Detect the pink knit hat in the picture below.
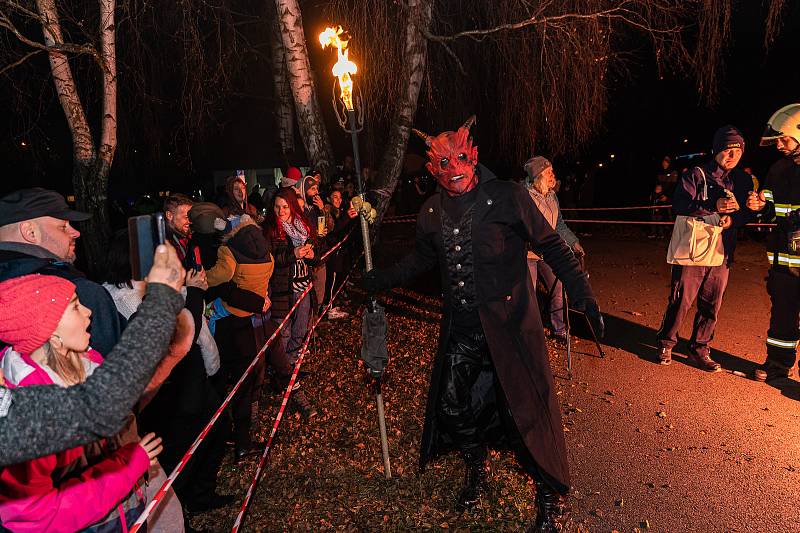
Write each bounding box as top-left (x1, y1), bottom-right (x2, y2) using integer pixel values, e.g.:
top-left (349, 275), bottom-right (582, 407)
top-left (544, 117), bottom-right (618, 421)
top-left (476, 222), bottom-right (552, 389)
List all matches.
top-left (0, 274), bottom-right (76, 355)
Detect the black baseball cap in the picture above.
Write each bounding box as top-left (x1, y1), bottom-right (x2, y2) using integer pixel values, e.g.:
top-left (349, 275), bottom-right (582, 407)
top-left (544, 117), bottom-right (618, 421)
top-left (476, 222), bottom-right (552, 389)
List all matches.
top-left (0, 188), bottom-right (91, 227)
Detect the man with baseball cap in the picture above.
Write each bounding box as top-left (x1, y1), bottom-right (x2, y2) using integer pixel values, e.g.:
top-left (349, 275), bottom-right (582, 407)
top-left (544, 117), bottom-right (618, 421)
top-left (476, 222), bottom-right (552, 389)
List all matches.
top-left (0, 188), bottom-right (123, 355)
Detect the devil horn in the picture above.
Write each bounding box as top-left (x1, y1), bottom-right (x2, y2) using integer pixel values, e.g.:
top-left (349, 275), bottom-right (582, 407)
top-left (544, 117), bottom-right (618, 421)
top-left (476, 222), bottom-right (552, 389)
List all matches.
top-left (462, 115), bottom-right (476, 130)
top-left (412, 128), bottom-right (432, 147)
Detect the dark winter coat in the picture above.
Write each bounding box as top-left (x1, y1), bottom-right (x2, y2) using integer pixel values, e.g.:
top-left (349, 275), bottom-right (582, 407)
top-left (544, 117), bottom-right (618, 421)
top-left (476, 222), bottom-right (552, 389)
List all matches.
top-left (370, 169), bottom-right (595, 491)
top-left (0, 243), bottom-right (123, 356)
top-left (671, 160), bottom-right (755, 263)
top-left (267, 227), bottom-right (318, 320)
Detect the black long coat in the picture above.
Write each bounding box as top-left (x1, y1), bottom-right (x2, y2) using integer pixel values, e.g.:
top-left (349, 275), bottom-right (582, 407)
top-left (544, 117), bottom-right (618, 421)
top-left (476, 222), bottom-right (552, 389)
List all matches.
top-left (374, 170), bottom-right (594, 491)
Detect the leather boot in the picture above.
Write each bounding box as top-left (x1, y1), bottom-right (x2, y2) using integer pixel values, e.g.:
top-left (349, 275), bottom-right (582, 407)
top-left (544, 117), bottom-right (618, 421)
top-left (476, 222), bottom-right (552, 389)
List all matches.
top-left (528, 480), bottom-right (570, 532)
top-left (455, 447), bottom-right (490, 511)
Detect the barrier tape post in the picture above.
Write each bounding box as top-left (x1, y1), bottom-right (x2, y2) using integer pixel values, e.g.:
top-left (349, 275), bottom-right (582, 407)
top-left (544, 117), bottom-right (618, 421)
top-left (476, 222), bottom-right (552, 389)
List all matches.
top-left (129, 229), bottom-right (357, 532)
top-left (230, 254), bottom-right (363, 533)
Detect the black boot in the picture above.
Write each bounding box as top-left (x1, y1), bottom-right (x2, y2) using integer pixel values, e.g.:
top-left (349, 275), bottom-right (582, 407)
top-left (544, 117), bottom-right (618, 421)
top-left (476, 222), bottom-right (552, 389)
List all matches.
top-left (529, 480), bottom-right (570, 532)
top-left (456, 447), bottom-right (490, 511)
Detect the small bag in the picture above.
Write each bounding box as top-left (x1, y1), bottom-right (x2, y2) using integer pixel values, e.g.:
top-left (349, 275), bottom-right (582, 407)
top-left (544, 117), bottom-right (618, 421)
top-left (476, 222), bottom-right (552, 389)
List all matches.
top-left (666, 168), bottom-right (725, 267)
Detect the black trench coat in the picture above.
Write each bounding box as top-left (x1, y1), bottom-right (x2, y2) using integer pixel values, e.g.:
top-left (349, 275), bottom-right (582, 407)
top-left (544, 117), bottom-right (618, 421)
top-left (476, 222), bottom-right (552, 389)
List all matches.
top-left (373, 169), bottom-right (594, 491)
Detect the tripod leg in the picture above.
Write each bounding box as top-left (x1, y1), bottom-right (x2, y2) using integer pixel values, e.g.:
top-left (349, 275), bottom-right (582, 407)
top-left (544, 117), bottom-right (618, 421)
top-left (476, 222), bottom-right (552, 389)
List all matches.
top-left (564, 287), bottom-right (572, 378)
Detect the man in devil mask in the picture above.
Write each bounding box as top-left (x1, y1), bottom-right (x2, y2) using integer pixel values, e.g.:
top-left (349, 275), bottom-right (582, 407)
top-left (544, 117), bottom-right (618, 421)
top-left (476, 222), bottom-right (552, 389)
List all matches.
top-left (362, 117), bottom-right (603, 531)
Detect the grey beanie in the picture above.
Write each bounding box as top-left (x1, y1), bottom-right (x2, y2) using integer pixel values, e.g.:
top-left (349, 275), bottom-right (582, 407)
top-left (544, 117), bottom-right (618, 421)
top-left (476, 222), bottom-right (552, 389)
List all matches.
top-left (524, 156), bottom-right (552, 179)
top-left (189, 202), bottom-right (225, 235)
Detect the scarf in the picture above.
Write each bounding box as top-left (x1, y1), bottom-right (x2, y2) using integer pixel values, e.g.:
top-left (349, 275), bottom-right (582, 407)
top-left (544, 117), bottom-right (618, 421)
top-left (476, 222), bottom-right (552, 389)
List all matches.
top-left (281, 217), bottom-right (309, 247)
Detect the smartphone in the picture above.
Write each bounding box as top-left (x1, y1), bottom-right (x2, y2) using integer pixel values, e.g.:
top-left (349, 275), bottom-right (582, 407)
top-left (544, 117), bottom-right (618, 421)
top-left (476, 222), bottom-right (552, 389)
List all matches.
top-left (128, 213), bottom-right (166, 281)
top-left (317, 215), bottom-right (326, 234)
top-left (190, 246), bottom-right (203, 273)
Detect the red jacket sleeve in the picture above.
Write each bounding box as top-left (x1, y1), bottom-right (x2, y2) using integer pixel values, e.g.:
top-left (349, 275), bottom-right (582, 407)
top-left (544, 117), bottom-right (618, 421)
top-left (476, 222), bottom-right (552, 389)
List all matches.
top-left (0, 443), bottom-right (149, 532)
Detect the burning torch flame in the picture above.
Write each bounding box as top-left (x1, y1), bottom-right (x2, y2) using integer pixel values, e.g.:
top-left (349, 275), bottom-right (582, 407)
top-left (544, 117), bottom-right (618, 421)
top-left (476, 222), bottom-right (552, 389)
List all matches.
top-left (319, 26), bottom-right (357, 111)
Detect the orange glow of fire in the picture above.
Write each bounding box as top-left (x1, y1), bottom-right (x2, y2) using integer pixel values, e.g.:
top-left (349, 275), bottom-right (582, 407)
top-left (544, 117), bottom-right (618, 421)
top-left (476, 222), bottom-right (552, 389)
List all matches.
top-left (319, 26), bottom-right (357, 111)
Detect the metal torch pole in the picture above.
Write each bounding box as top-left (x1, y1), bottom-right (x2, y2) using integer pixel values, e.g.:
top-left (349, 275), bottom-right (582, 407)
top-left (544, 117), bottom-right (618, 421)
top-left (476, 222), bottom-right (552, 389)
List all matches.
top-left (347, 107), bottom-right (391, 479)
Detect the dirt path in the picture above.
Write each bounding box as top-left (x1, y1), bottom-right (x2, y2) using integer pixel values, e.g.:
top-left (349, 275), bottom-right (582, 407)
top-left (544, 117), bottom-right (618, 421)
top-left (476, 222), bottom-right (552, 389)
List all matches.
top-left (562, 232), bottom-right (800, 532)
top-left (194, 229), bottom-right (800, 532)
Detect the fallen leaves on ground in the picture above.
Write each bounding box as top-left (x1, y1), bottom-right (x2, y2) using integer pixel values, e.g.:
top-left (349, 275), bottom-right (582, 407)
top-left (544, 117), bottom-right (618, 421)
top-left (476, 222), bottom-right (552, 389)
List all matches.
top-left (190, 285), bottom-right (574, 532)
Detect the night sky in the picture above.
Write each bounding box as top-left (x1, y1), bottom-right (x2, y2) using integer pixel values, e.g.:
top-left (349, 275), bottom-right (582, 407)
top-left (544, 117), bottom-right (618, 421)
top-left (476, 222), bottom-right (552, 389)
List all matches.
top-left (2, 2), bottom-right (798, 204)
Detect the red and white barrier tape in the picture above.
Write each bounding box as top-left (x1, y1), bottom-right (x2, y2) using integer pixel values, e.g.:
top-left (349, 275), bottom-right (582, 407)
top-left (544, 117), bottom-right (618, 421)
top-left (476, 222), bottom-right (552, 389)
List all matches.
top-left (319, 226), bottom-right (356, 263)
top-left (384, 215), bottom-right (776, 228)
top-left (128, 282), bottom-right (314, 533)
top-left (564, 219), bottom-right (776, 227)
top-left (560, 204), bottom-right (673, 211)
top-left (130, 230), bottom-right (356, 531)
top-left (230, 254), bottom-right (363, 533)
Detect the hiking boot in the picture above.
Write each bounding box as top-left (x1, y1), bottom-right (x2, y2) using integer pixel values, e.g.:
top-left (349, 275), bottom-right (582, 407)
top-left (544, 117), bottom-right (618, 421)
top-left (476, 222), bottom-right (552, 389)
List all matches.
top-left (550, 331), bottom-right (568, 345)
top-left (528, 480), bottom-right (570, 532)
top-left (754, 362), bottom-right (794, 383)
top-left (688, 351), bottom-right (721, 372)
top-left (290, 390), bottom-right (318, 419)
top-left (658, 347), bottom-right (672, 366)
top-left (456, 447), bottom-right (490, 511)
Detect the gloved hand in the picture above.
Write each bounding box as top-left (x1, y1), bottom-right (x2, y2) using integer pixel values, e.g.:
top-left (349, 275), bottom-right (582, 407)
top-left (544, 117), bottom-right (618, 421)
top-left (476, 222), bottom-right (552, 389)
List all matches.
top-left (571, 241), bottom-right (585, 257)
top-left (572, 298), bottom-right (605, 339)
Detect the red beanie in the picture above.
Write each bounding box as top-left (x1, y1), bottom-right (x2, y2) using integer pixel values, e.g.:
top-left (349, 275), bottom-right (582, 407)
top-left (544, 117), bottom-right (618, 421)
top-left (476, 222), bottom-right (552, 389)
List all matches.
top-left (0, 274), bottom-right (76, 355)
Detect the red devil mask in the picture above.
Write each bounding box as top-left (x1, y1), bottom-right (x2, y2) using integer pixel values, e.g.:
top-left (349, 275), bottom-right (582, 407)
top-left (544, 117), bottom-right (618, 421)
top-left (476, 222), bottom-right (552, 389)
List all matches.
top-left (414, 116), bottom-right (479, 196)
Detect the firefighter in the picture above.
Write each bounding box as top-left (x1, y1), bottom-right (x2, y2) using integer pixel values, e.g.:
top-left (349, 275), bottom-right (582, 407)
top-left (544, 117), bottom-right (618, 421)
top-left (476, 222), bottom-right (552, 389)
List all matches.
top-left (747, 104), bottom-right (800, 382)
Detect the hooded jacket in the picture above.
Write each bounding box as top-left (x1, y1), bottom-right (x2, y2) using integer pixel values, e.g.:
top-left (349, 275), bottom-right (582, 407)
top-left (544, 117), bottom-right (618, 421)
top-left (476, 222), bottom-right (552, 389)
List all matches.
top-left (222, 176), bottom-right (262, 222)
top-left (206, 216), bottom-right (273, 317)
top-left (0, 347), bottom-right (149, 533)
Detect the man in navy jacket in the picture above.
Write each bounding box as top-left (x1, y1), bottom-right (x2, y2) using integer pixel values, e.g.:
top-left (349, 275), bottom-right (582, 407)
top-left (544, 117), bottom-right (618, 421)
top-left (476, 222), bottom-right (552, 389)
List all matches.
top-left (656, 126), bottom-right (756, 370)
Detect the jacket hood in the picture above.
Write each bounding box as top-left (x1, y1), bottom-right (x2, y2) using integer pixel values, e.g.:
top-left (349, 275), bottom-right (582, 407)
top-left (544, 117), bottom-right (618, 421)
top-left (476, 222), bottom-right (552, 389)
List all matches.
top-left (223, 217), bottom-right (270, 263)
top-left (224, 175), bottom-right (249, 212)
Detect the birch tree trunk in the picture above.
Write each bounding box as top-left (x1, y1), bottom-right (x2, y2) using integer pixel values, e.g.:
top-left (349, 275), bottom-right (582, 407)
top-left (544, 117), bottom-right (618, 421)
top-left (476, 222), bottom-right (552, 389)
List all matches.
top-left (275, 0), bottom-right (334, 181)
top-left (270, 9), bottom-right (295, 159)
top-left (374, 0), bottom-right (432, 219)
top-left (34, 0), bottom-right (116, 274)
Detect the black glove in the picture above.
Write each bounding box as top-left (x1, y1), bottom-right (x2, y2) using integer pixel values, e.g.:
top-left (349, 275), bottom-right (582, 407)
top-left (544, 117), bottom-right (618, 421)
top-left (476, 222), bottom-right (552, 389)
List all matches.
top-left (572, 298), bottom-right (605, 339)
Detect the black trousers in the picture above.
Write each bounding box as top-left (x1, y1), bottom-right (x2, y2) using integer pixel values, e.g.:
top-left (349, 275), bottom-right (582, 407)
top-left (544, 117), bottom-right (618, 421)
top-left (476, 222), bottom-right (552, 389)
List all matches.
top-left (657, 263), bottom-right (730, 355)
top-left (437, 327), bottom-right (556, 489)
top-left (154, 413), bottom-right (228, 509)
top-left (214, 314), bottom-right (265, 446)
top-left (763, 267), bottom-right (800, 370)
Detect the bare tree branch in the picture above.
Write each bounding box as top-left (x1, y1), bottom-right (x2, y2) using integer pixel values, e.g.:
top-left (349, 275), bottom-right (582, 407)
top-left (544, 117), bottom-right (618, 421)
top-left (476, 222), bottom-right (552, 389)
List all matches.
top-left (0, 48), bottom-right (42, 75)
top-left (425, 5), bottom-right (682, 43)
top-left (0, 9), bottom-right (101, 66)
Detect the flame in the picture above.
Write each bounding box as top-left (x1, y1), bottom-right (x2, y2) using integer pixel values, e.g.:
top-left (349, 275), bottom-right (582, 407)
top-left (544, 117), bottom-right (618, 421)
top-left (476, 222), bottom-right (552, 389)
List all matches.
top-left (319, 26), bottom-right (357, 111)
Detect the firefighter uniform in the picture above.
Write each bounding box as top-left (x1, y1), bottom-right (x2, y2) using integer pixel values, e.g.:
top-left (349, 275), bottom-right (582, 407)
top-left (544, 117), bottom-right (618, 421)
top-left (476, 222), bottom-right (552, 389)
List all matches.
top-left (756, 103), bottom-right (800, 380)
top-left (759, 157), bottom-right (800, 375)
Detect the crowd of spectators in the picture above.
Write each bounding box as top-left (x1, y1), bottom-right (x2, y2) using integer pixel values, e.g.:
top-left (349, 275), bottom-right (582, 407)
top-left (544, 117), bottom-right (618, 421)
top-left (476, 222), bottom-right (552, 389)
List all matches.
top-left (0, 160), bottom-right (361, 532)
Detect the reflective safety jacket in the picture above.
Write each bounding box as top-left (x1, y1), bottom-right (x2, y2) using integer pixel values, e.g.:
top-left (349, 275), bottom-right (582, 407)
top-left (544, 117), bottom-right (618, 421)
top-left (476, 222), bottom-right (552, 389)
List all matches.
top-left (761, 157), bottom-right (800, 268)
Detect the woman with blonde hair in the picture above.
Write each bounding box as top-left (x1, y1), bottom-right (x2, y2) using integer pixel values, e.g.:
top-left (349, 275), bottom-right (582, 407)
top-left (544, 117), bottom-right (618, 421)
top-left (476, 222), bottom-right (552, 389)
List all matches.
top-left (0, 274), bottom-right (162, 532)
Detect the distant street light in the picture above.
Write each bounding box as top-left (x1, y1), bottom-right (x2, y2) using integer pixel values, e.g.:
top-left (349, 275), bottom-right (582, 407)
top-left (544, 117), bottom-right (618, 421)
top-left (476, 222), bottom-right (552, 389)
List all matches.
top-left (683, 138), bottom-right (688, 143)
top-left (609, 153), bottom-right (615, 159)
top-left (598, 162), bottom-right (604, 168)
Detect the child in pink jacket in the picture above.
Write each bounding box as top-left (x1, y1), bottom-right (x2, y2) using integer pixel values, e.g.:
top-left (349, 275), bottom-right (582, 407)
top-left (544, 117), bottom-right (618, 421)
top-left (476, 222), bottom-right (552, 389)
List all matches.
top-left (0, 274), bottom-right (162, 532)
